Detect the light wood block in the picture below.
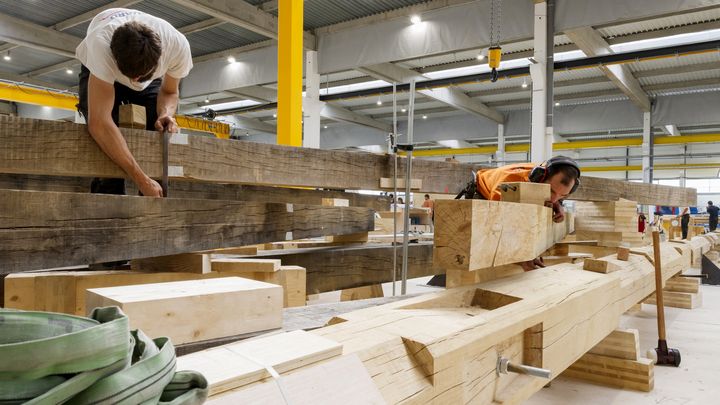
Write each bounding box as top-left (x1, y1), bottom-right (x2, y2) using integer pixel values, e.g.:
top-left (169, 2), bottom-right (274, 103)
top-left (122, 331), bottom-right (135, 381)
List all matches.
top-left (326, 232), bottom-right (369, 243)
top-left (588, 329), bottom-right (640, 361)
top-left (644, 289), bottom-right (702, 309)
top-left (86, 277), bottom-right (283, 344)
top-left (340, 284), bottom-right (384, 301)
top-left (564, 354), bottom-right (654, 392)
top-left (498, 182), bottom-right (550, 206)
top-left (203, 246), bottom-right (259, 255)
top-left (238, 266), bottom-right (307, 308)
top-left (434, 199), bottom-right (570, 272)
top-left (617, 246), bottom-right (630, 261)
top-left (380, 177), bottom-right (422, 190)
top-left (131, 253), bottom-right (211, 274)
top-left (583, 258), bottom-right (621, 274)
top-left (206, 355), bottom-right (384, 404)
top-left (176, 330), bottom-right (342, 396)
top-left (321, 198), bottom-right (349, 207)
top-left (212, 258), bottom-right (281, 273)
top-left (118, 104), bottom-right (146, 129)
top-left (665, 275), bottom-right (700, 293)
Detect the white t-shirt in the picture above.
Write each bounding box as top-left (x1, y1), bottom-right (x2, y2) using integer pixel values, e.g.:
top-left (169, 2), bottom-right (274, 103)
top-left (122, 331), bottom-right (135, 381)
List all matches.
top-left (76, 8), bottom-right (193, 91)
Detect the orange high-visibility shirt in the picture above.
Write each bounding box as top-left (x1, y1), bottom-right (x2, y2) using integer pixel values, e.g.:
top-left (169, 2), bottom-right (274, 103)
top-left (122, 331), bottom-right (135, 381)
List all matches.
top-left (475, 163), bottom-right (536, 201)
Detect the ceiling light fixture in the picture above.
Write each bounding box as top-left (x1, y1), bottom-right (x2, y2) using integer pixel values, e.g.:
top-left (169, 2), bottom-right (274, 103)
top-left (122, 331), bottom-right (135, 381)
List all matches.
top-left (555, 102), bottom-right (560, 106)
top-left (476, 54), bottom-right (485, 61)
top-left (376, 99), bottom-right (383, 106)
top-left (3, 52), bottom-right (10, 61)
top-left (273, 113), bottom-right (277, 118)
top-left (66, 68), bottom-right (73, 74)
top-left (323, 125), bottom-right (328, 129)
top-left (422, 115), bottom-right (428, 119)
top-left (204, 96), bottom-right (210, 103)
top-left (521, 78), bottom-right (528, 88)
top-left (227, 56), bottom-right (236, 64)
top-left (410, 15), bottom-right (422, 25)
top-left (401, 107), bottom-right (407, 113)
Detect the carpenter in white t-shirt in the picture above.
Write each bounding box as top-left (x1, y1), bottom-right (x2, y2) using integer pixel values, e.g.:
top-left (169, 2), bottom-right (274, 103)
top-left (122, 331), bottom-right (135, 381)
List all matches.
top-left (76, 8), bottom-right (193, 90)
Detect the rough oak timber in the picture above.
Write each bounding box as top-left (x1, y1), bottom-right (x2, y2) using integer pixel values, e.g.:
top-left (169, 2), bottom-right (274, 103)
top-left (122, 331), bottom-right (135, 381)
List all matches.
top-left (0, 189), bottom-right (374, 273)
top-left (0, 116), bottom-right (697, 204)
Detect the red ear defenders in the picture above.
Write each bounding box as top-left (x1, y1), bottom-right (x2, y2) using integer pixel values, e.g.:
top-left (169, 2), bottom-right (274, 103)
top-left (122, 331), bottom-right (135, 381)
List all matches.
top-left (528, 156), bottom-right (581, 194)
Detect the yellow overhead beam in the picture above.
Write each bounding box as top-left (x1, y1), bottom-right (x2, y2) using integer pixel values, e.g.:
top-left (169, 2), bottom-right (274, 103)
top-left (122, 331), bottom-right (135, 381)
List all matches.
top-left (276, 0), bottom-right (303, 147)
top-left (174, 115), bottom-right (230, 139)
top-left (404, 133), bottom-right (720, 157)
top-left (0, 82), bottom-right (77, 111)
top-left (582, 163), bottom-right (720, 172)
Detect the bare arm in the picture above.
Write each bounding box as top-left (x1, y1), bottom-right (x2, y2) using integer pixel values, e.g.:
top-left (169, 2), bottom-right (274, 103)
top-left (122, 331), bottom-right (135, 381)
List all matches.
top-left (155, 74), bottom-right (181, 133)
top-left (87, 74), bottom-right (163, 197)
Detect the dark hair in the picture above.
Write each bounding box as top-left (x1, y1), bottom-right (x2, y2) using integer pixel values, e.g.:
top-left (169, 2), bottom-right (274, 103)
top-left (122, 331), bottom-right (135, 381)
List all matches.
top-left (110, 21), bottom-right (161, 80)
top-left (424, 194), bottom-right (430, 198)
top-left (709, 201), bottom-right (714, 205)
top-left (547, 163), bottom-right (580, 187)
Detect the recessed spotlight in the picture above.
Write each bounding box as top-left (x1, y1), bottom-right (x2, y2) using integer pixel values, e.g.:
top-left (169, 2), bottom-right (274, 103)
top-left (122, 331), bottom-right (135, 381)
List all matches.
top-left (376, 99), bottom-right (383, 106)
top-left (227, 56), bottom-right (236, 63)
top-left (65, 68), bottom-right (73, 74)
top-left (422, 115), bottom-right (428, 119)
top-left (410, 15), bottom-right (422, 25)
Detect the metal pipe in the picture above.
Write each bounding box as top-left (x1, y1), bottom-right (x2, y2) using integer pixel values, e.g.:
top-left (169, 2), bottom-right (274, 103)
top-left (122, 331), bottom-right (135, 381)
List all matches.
top-left (401, 79), bottom-right (416, 295)
top-left (497, 357), bottom-right (552, 379)
top-left (392, 82), bottom-right (398, 297)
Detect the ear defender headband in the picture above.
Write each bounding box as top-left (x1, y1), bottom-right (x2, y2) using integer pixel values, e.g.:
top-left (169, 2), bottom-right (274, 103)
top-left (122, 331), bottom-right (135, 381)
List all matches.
top-left (528, 156), bottom-right (581, 194)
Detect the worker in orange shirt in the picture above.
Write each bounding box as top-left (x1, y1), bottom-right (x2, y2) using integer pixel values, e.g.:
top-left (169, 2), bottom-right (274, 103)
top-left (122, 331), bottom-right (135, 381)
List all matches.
top-left (457, 155), bottom-right (582, 270)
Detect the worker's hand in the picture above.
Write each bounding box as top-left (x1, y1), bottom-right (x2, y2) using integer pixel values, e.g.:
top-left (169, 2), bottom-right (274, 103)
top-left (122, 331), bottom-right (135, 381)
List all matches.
top-left (552, 201), bottom-right (565, 223)
top-left (155, 115), bottom-right (179, 133)
top-left (137, 176), bottom-right (164, 197)
top-left (520, 257), bottom-right (546, 271)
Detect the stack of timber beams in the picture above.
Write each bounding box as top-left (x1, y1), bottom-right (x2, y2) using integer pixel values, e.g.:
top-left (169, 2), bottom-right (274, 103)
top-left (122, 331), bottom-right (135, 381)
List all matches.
top-left (575, 199), bottom-right (645, 247)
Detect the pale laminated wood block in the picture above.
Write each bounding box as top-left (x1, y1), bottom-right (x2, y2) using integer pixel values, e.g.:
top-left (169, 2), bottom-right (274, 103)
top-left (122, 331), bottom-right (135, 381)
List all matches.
top-left (498, 182), bottom-right (550, 206)
top-left (583, 258), bottom-right (621, 274)
top-left (176, 330), bottom-right (342, 395)
top-left (3, 273), bottom-right (37, 310)
top-left (131, 253), bottom-right (211, 274)
top-left (665, 275), bottom-right (700, 293)
top-left (644, 289), bottom-right (702, 309)
top-left (321, 198), bottom-right (349, 207)
top-left (379, 177), bottom-right (422, 189)
top-left (118, 104), bottom-right (146, 129)
top-left (588, 329), bottom-right (640, 360)
top-left (445, 265), bottom-right (523, 288)
top-left (212, 258), bottom-right (281, 273)
top-left (86, 277), bottom-right (283, 344)
top-left (564, 354), bottom-right (653, 392)
top-left (203, 246), bottom-right (259, 255)
top-left (340, 284), bottom-right (383, 301)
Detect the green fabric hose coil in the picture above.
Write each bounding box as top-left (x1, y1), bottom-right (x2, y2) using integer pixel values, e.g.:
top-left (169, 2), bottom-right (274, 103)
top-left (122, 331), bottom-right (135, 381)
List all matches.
top-left (0, 307), bottom-right (207, 405)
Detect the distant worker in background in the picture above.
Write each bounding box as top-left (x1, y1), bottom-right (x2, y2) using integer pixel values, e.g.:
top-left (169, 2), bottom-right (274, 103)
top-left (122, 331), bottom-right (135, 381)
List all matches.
top-left (638, 211), bottom-right (647, 234)
top-left (707, 201), bottom-right (719, 231)
top-left (76, 8), bottom-right (193, 197)
top-left (422, 194), bottom-right (435, 222)
top-left (679, 205), bottom-right (691, 239)
top-left (456, 156), bottom-right (581, 271)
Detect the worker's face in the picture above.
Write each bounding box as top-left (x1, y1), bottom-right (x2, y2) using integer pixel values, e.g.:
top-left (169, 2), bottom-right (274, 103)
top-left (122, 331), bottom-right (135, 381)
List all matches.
top-left (545, 173), bottom-right (575, 204)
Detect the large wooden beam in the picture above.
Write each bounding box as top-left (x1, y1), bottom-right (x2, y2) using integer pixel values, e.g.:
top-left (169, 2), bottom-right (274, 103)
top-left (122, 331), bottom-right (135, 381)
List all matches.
top-left (0, 117), bottom-right (696, 205)
top-left (0, 189), bottom-right (374, 273)
top-left (0, 174), bottom-right (391, 211)
top-left (185, 243), bottom-right (689, 403)
top-left (257, 243), bottom-right (437, 294)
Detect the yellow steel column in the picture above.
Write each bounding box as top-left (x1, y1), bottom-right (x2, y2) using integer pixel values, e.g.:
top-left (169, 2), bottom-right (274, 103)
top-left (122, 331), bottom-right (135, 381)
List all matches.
top-left (277, 0), bottom-right (303, 146)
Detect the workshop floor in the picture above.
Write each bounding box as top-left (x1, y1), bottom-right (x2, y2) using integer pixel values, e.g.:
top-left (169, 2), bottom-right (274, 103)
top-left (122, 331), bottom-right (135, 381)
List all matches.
top-left (526, 284), bottom-right (720, 405)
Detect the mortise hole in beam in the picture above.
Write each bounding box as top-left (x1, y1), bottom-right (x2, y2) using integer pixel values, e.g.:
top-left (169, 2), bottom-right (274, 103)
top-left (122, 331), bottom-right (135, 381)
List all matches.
top-left (399, 288), bottom-right (522, 316)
